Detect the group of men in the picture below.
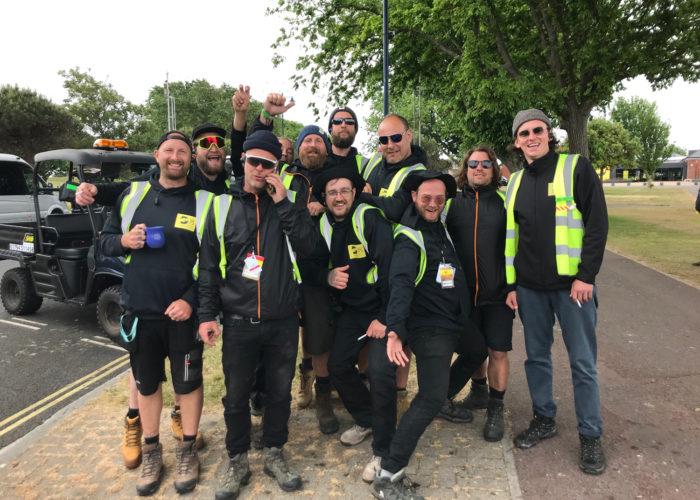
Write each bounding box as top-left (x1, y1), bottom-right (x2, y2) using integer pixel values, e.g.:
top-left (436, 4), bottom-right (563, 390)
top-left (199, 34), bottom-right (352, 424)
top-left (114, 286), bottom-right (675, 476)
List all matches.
top-left (76, 87), bottom-right (608, 499)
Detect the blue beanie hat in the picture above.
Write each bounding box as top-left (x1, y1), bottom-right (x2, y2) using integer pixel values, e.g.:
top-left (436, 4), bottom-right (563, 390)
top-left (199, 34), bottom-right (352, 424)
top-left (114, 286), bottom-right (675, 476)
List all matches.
top-left (243, 130), bottom-right (282, 160)
top-left (296, 125), bottom-right (331, 153)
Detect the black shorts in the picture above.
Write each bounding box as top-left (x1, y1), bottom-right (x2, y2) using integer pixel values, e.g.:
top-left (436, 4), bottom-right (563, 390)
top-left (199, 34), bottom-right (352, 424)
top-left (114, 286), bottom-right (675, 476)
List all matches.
top-left (299, 284), bottom-right (334, 356)
top-left (470, 304), bottom-right (514, 352)
top-left (129, 317), bottom-right (203, 396)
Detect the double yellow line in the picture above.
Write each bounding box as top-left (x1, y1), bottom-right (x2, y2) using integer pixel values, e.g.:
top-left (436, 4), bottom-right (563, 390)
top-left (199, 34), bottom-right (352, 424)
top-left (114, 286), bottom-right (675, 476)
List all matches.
top-left (0, 354), bottom-right (130, 438)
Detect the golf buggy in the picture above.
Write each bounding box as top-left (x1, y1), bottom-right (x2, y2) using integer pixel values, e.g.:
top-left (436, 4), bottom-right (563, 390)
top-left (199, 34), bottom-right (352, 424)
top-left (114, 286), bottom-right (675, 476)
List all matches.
top-left (0, 141), bottom-right (155, 339)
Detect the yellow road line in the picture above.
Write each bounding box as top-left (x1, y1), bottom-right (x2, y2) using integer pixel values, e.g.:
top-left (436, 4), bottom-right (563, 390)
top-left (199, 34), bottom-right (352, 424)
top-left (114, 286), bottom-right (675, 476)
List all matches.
top-left (0, 355), bottom-right (129, 434)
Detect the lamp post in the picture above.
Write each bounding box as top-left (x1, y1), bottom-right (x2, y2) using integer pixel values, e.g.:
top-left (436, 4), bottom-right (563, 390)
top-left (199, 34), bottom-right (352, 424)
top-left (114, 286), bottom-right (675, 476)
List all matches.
top-left (382, 0), bottom-right (389, 116)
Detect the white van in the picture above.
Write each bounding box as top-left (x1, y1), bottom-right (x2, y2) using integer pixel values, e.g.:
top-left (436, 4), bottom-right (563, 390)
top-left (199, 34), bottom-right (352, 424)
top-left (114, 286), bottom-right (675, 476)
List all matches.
top-left (0, 153), bottom-right (68, 223)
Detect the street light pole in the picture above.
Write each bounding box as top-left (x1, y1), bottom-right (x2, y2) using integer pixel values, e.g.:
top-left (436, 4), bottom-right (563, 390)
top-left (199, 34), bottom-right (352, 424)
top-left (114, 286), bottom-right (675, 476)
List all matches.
top-left (382, 0), bottom-right (389, 116)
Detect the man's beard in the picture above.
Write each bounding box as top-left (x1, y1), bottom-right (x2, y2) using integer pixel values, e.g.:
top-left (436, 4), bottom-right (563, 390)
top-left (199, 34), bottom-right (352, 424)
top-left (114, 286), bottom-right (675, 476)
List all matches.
top-left (196, 156), bottom-right (223, 177)
top-left (300, 149), bottom-right (327, 170)
top-left (331, 131), bottom-right (356, 149)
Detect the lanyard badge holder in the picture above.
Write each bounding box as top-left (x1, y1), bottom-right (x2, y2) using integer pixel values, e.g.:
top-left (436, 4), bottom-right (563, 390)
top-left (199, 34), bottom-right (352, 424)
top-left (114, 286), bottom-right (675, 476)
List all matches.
top-left (243, 252), bottom-right (264, 281)
top-left (436, 262), bottom-right (455, 289)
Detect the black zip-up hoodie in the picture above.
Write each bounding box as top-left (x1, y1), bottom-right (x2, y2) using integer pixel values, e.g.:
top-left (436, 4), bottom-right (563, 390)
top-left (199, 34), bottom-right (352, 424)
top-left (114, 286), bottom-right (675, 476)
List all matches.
top-left (100, 177), bottom-right (201, 318)
top-left (301, 200), bottom-right (394, 322)
top-left (365, 144), bottom-right (428, 194)
top-left (446, 184), bottom-right (508, 306)
top-left (197, 178), bottom-right (318, 322)
top-left (386, 204), bottom-right (471, 342)
top-left (513, 150), bottom-right (608, 290)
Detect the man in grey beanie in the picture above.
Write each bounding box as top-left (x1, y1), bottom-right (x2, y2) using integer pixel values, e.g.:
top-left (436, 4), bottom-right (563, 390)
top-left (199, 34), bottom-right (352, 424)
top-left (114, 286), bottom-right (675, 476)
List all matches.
top-left (504, 108), bottom-right (608, 475)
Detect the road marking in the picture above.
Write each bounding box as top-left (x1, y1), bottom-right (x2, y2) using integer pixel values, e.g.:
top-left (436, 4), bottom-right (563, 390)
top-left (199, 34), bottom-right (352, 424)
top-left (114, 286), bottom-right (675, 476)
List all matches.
top-left (81, 338), bottom-right (124, 351)
top-left (10, 317), bottom-right (47, 326)
top-left (0, 355), bottom-right (130, 437)
top-left (0, 319), bottom-right (39, 330)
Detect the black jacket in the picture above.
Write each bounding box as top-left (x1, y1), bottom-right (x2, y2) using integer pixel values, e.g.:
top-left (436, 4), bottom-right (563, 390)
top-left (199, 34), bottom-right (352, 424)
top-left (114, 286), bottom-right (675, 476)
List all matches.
top-left (386, 205), bottom-right (471, 342)
top-left (197, 179), bottom-right (317, 322)
top-left (365, 144), bottom-right (428, 194)
top-left (446, 185), bottom-right (508, 306)
top-left (301, 200), bottom-right (394, 322)
top-left (512, 150), bottom-right (608, 290)
top-left (695, 189), bottom-right (700, 212)
top-left (100, 178), bottom-right (201, 318)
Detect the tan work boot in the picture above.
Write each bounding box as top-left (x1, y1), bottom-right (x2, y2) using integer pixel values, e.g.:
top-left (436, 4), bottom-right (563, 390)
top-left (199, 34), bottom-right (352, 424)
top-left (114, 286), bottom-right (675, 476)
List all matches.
top-left (136, 441), bottom-right (163, 496)
top-left (315, 384), bottom-right (339, 434)
top-left (174, 439), bottom-right (200, 494)
top-left (297, 365), bottom-right (314, 408)
top-left (122, 415), bottom-right (143, 469)
top-left (170, 409), bottom-right (206, 450)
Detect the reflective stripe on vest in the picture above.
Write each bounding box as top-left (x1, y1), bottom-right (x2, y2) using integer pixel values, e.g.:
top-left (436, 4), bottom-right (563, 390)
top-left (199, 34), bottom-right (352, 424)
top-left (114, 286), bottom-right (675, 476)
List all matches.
top-left (213, 194), bottom-right (301, 283)
top-left (504, 154), bottom-right (583, 284)
top-left (318, 203), bottom-right (380, 284)
top-left (279, 164), bottom-right (298, 203)
top-left (382, 164), bottom-right (426, 197)
top-left (361, 152), bottom-right (383, 181)
top-left (393, 224), bottom-right (426, 285)
top-left (120, 181), bottom-right (151, 234)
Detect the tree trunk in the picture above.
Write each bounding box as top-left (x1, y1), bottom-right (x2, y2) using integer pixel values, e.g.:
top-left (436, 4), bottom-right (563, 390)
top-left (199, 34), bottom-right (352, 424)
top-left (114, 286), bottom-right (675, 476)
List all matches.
top-left (559, 101), bottom-right (592, 158)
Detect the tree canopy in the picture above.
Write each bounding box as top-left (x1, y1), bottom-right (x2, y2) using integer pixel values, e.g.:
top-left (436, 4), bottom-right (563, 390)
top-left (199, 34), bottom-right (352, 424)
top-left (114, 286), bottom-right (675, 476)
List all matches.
top-left (0, 85), bottom-right (85, 163)
top-left (270, 0), bottom-right (700, 158)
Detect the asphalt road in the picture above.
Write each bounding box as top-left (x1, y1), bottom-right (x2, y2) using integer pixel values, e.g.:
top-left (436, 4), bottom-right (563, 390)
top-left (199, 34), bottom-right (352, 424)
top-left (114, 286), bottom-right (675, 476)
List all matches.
top-left (0, 259), bottom-right (127, 450)
top-left (507, 250), bottom-right (700, 499)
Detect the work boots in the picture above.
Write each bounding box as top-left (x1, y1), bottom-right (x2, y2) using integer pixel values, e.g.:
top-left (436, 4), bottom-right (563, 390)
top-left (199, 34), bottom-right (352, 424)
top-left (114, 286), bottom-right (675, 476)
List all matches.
top-left (579, 434), bottom-right (606, 475)
top-left (459, 381), bottom-right (489, 409)
top-left (215, 452), bottom-right (251, 500)
top-left (437, 399), bottom-right (474, 423)
top-left (513, 414), bottom-right (557, 449)
top-left (170, 408), bottom-right (205, 449)
top-left (174, 439), bottom-right (200, 494)
top-left (483, 398), bottom-right (505, 442)
top-left (135, 442), bottom-right (163, 496)
top-left (297, 364), bottom-right (315, 408)
top-left (315, 383), bottom-right (339, 434)
top-left (122, 415), bottom-right (142, 469)
top-left (263, 446), bottom-right (302, 492)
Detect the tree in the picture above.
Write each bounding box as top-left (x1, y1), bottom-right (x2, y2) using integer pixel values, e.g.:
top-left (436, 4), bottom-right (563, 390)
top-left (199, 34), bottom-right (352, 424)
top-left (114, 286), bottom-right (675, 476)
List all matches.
top-left (0, 85), bottom-right (86, 163)
top-left (563, 118), bottom-right (640, 179)
top-left (270, 0), bottom-right (700, 157)
top-left (59, 67), bottom-right (142, 143)
top-left (611, 97), bottom-right (676, 186)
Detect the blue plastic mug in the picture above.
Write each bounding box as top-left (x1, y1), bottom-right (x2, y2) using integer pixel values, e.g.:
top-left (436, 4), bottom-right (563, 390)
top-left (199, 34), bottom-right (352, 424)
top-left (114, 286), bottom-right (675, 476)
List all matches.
top-left (144, 226), bottom-right (165, 248)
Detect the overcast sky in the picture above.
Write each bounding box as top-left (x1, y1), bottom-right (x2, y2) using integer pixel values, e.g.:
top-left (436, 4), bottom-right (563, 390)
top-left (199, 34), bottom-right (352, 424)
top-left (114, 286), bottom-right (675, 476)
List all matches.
top-left (3, 1), bottom-right (698, 152)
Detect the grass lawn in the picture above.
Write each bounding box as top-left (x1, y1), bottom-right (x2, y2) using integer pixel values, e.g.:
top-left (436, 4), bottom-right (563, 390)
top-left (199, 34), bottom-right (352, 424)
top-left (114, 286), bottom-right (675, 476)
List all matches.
top-left (604, 187), bottom-right (700, 287)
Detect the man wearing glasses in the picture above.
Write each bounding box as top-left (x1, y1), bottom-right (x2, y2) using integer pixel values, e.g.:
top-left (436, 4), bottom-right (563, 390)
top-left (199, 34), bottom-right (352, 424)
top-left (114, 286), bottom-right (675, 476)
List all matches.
top-left (505, 109), bottom-right (608, 474)
top-left (197, 130), bottom-right (317, 498)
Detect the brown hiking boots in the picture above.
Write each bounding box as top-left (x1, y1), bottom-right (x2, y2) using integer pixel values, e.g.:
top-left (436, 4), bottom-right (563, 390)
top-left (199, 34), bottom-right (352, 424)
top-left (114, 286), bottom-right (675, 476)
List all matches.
top-left (174, 439), bottom-right (200, 494)
top-left (136, 441), bottom-right (163, 496)
top-left (122, 415), bottom-right (142, 469)
top-left (315, 383), bottom-right (339, 434)
top-left (296, 365), bottom-right (315, 408)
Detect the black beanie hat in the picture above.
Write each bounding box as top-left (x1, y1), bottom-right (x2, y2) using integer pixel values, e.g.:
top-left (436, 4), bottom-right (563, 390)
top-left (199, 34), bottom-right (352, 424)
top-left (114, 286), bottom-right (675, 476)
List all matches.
top-left (156, 130), bottom-right (192, 152)
top-left (243, 130), bottom-right (282, 160)
top-left (191, 122), bottom-right (227, 141)
top-left (328, 106), bottom-right (359, 133)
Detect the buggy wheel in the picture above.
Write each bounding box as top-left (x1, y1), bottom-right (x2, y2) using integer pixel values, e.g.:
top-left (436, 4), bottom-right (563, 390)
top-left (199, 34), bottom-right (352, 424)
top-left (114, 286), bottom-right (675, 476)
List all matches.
top-left (97, 285), bottom-right (122, 341)
top-left (0, 267), bottom-right (43, 315)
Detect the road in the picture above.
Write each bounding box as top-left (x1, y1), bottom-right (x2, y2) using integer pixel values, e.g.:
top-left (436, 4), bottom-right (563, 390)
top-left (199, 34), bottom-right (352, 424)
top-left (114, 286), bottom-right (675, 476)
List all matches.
top-left (0, 259), bottom-right (127, 449)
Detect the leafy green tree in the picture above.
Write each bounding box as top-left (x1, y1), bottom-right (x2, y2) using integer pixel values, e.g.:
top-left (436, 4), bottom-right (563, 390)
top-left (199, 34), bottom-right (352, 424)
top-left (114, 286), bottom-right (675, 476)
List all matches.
top-left (0, 85), bottom-right (86, 163)
top-left (563, 118), bottom-right (640, 179)
top-left (611, 97), bottom-right (676, 186)
top-left (270, 0), bottom-right (700, 158)
top-left (59, 67), bottom-right (142, 143)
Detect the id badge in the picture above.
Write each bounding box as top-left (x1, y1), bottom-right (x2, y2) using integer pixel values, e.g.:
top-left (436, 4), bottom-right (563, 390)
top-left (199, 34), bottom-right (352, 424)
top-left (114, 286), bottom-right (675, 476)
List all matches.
top-left (436, 263), bottom-right (455, 289)
top-left (242, 253), bottom-right (264, 281)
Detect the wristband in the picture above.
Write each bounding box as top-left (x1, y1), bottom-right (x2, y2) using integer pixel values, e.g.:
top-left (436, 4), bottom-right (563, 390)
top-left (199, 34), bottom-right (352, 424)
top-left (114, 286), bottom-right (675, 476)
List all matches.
top-left (261, 109), bottom-right (272, 120)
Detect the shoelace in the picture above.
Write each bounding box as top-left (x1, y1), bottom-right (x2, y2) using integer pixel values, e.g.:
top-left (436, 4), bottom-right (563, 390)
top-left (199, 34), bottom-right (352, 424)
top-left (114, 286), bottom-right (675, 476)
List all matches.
top-left (125, 425), bottom-right (141, 447)
top-left (177, 445), bottom-right (196, 474)
top-left (580, 439), bottom-right (599, 459)
top-left (141, 447), bottom-right (160, 477)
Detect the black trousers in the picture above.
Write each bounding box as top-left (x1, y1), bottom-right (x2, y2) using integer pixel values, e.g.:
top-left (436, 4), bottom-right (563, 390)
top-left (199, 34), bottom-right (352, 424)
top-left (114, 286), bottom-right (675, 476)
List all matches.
top-left (367, 334), bottom-right (398, 459)
top-left (221, 315), bottom-right (298, 456)
top-left (447, 311), bottom-right (492, 399)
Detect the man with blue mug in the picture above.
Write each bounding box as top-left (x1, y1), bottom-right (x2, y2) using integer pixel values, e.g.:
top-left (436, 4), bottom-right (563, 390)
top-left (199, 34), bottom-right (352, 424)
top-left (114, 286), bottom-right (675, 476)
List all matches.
top-left (100, 130), bottom-right (214, 496)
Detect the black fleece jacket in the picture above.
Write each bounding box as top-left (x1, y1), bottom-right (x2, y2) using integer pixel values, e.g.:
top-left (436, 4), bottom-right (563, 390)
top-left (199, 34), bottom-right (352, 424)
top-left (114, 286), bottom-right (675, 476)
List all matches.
top-left (301, 200), bottom-right (394, 322)
top-left (99, 178), bottom-right (201, 318)
top-left (365, 144), bottom-right (428, 194)
top-left (386, 205), bottom-right (471, 342)
top-left (197, 178), bottom-right (317, 322)
top-left (512, 150), bottom-right (608, 290)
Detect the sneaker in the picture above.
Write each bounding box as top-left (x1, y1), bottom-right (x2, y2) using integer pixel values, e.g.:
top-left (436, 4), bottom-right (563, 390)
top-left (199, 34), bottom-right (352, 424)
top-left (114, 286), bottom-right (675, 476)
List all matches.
top-left (297, 365), bottom-right (315, 408)
top-left (340, 424), bottom-right (372, 446)
top-left (122, 415), bottom-right (143, 469)
top-left (513, 414), bottom-right (557, 449)
top-left (579, 434), bottom-right (606, 475)
top-left (371, 469), bottom-right (424, 500)
top-left (215, 452), bottom-right (251, 500)
top-left (483, 398), bottom-right (505, 442)
top-left (362, 455), bottom-right (382, 483)
top-left (170, 409), bottom-right (206, 449)
top-left (174, 439), bottom-right (199, 494)
top-left (315, 384), bottom-right (339, 434)
top-left (458, 381), bottom-right (489, 410)
top-left (263, 446), bottom-right (302, 492)
top-left (436, 399), bottom-right (474, 423)
top-left (135, 442), bottom-right (163, 496)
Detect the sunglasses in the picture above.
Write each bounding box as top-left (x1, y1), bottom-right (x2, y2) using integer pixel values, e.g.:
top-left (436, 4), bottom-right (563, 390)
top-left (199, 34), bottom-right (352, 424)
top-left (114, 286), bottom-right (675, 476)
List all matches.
top-left (196, 136), bottom-right (225, 149)
top-left (378, 131), bottom-right (407, 145)
top-left (517, 126), bottom-right (546, 138)
top-left (419, 195), bottom-right (446, 205)
top-left (245, 155), bottom-right (277, 170)
top-left (331, 117), bottom-right (356, 126)
top-left (467, 160), bottom-right (494, 169)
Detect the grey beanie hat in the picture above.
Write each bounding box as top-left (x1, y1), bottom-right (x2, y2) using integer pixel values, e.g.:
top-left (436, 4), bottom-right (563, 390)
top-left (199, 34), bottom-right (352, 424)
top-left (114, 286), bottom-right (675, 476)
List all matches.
top-left (512, 109), bottom-right (551, 137)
